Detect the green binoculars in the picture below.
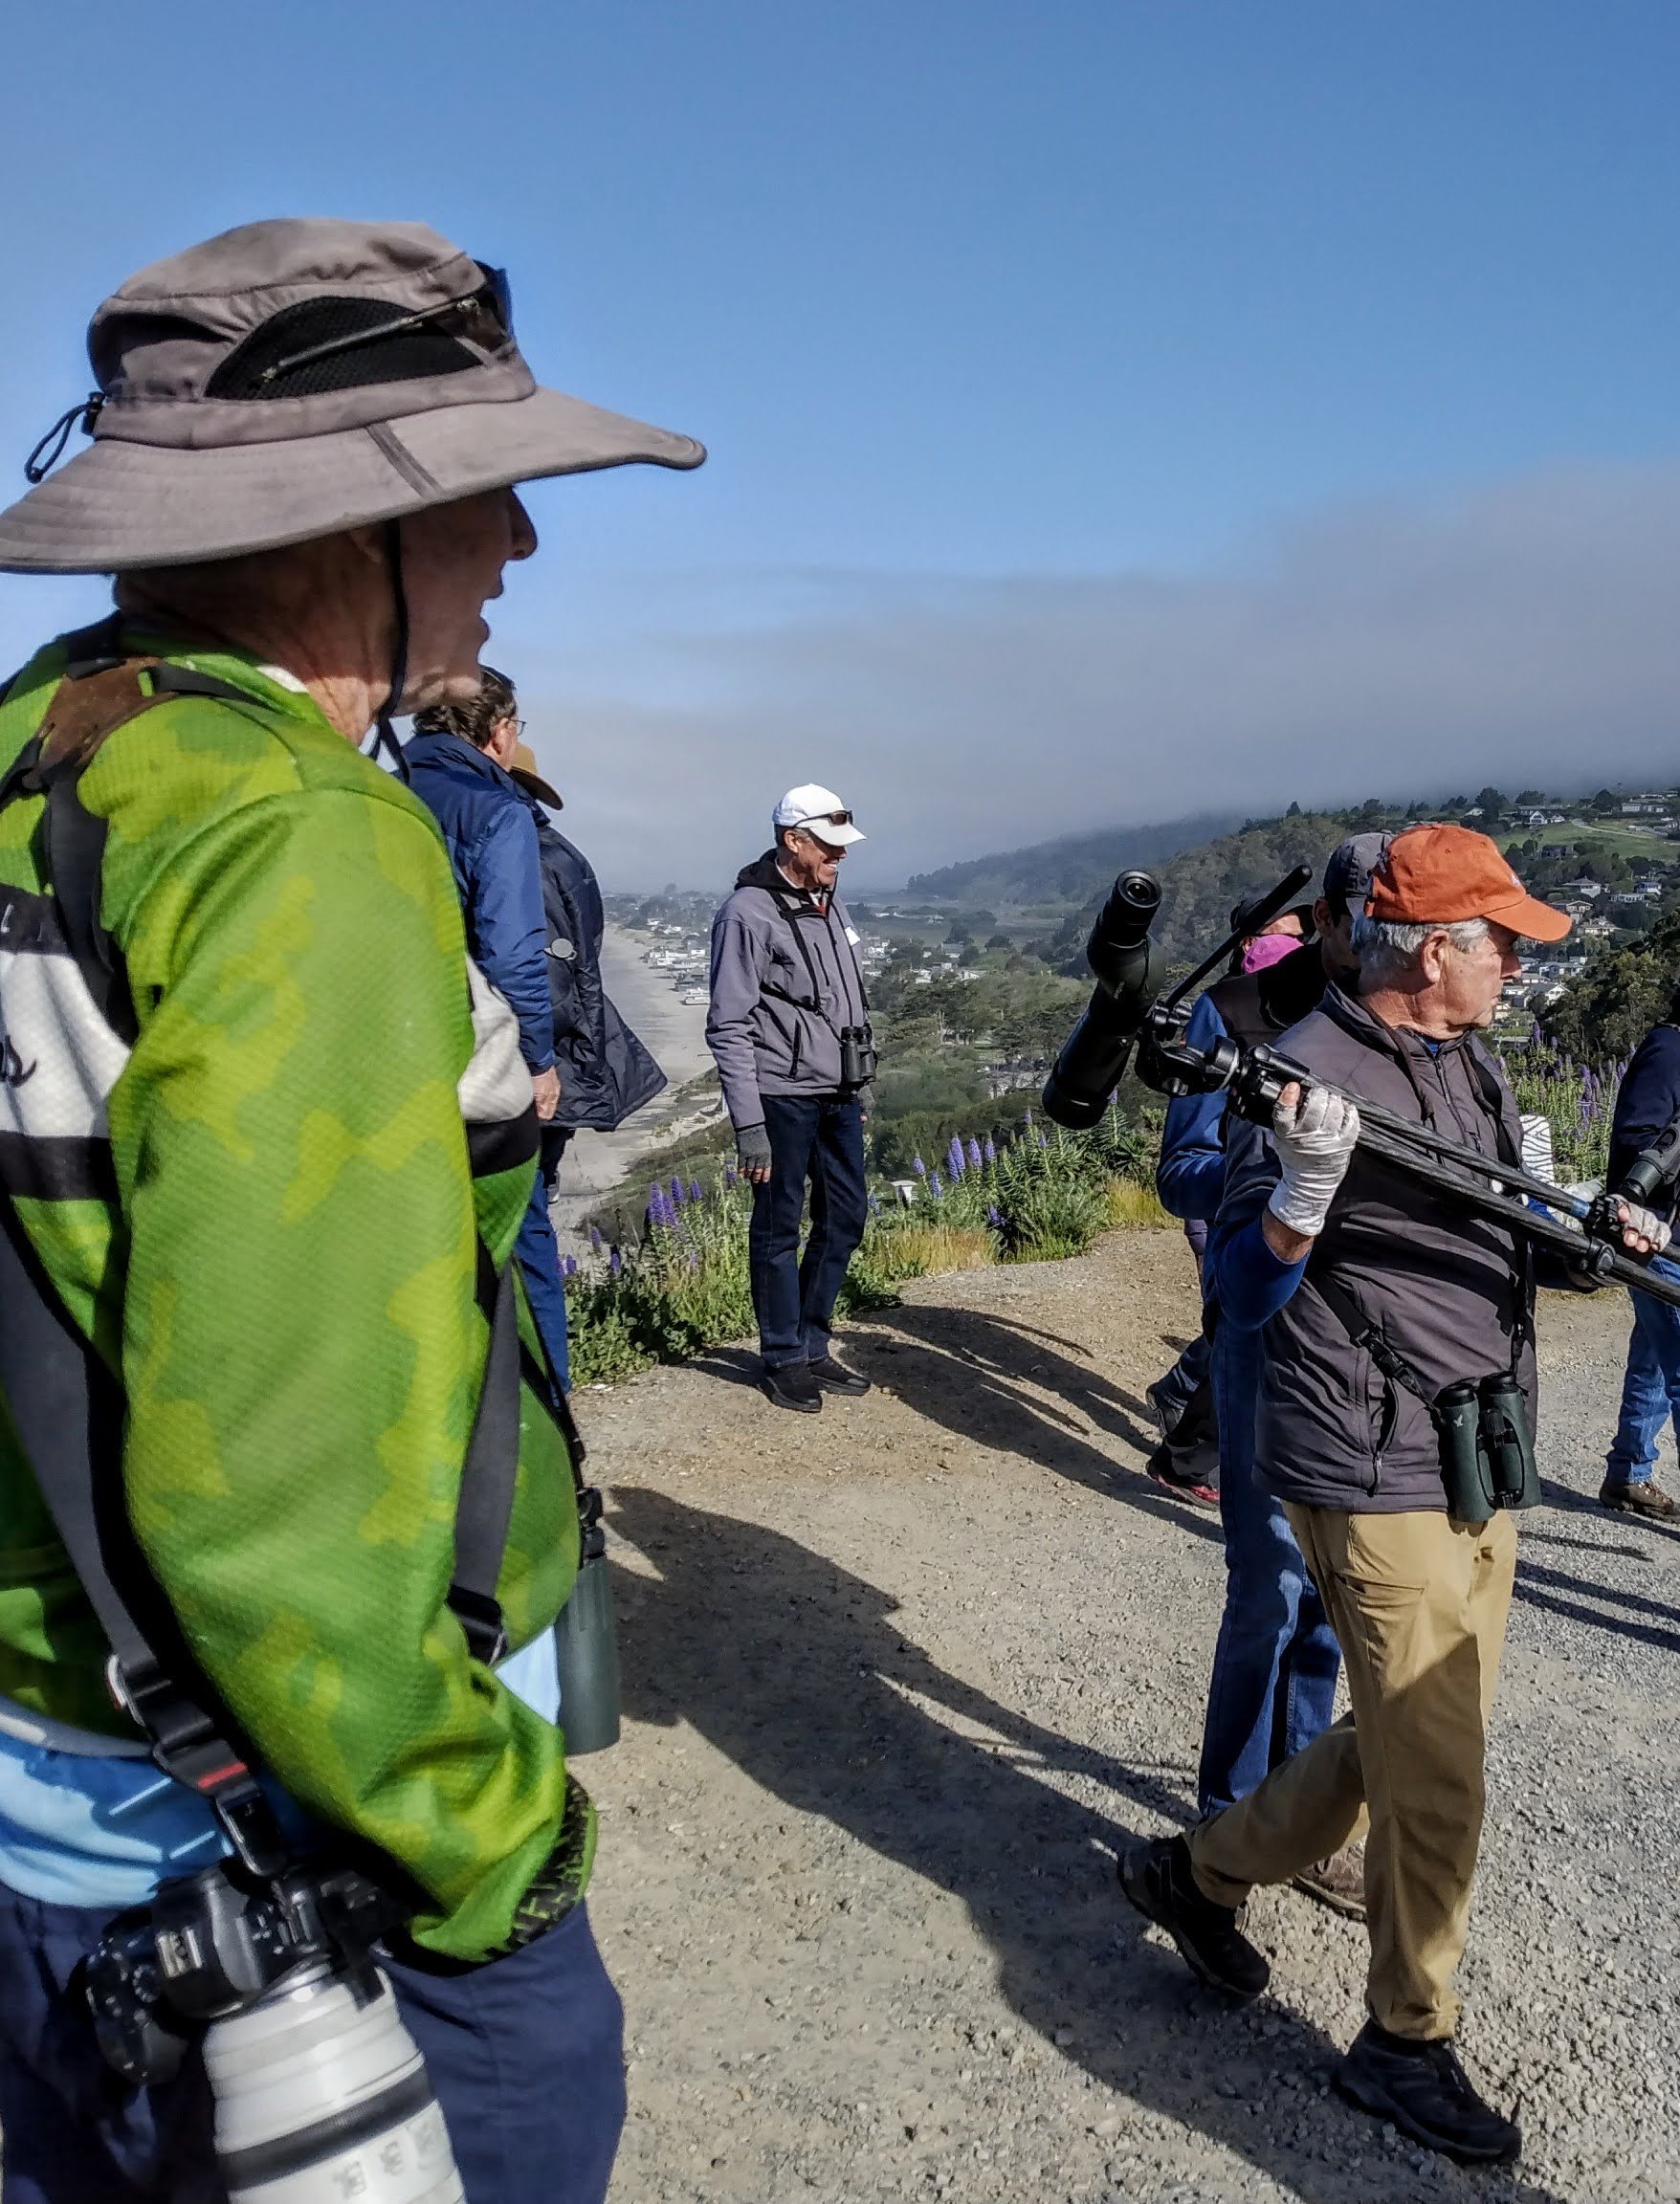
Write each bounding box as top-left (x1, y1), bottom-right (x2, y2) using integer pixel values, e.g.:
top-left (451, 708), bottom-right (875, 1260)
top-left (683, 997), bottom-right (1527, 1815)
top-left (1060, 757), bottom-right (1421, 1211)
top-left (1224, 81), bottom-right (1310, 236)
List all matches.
top-left (1432, 1374), bottom-right (1540, 1523)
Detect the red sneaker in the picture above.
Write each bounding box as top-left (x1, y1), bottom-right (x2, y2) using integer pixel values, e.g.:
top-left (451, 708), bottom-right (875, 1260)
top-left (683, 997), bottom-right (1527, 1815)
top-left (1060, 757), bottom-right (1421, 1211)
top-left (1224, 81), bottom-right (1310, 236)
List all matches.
top-left (1145, 1444), bottom-right (1219, 1510)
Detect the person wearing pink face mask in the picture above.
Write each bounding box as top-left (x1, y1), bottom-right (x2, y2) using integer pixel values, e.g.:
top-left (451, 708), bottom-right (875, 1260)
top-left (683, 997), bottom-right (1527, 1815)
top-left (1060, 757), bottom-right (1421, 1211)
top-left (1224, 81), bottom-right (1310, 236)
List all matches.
top-left (1231, 893), bottom-right (1315, 976)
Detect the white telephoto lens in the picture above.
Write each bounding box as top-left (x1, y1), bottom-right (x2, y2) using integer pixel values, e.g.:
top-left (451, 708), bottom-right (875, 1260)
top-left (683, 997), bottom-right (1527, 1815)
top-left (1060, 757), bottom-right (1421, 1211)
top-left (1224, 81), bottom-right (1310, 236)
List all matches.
top-left (206, 1962), bottom-right (464, 2203)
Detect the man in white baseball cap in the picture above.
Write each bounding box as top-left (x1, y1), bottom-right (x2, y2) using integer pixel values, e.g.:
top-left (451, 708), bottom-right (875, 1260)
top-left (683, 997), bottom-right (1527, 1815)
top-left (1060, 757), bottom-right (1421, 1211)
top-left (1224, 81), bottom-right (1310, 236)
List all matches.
top-left (706, 784), bottom-right (875, 1410)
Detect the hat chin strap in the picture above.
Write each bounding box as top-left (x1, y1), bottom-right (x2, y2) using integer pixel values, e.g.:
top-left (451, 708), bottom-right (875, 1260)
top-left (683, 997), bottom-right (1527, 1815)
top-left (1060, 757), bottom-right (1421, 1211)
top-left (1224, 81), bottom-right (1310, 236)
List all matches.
top-left (366, 517), bottom-right (411, 783)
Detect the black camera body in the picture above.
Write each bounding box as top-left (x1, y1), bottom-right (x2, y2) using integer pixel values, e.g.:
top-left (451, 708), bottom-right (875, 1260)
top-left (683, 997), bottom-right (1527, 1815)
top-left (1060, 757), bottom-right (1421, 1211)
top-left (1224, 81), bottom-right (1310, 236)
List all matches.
top-left (85, 1859), bottom-right (393, 2084)
top-left (839, 1023), bottom-right (877, 1091)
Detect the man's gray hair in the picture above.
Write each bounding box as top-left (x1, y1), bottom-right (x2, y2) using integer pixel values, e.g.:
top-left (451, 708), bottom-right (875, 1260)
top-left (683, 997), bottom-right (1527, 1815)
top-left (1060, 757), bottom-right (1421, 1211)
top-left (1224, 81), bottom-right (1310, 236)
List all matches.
top-left (1352, 913), bottom-right (1490, 981)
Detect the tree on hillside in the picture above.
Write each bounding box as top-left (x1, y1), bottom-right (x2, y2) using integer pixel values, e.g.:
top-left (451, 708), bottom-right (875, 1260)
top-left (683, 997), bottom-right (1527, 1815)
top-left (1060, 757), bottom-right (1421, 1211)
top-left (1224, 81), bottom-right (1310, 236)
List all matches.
top-left (1543, 912), bottom-right (1680, 1062)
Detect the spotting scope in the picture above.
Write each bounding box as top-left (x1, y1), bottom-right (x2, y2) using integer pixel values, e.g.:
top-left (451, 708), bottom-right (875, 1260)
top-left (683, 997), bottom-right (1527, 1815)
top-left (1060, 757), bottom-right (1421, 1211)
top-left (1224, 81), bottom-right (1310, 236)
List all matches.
top-left (1041, 870), bottom-right (1163, 1128)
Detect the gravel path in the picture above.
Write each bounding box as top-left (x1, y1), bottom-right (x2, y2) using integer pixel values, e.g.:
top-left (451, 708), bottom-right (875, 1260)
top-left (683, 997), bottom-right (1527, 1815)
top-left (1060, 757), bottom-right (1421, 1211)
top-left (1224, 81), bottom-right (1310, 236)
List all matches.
top-left (577, 1229), bottom-right (1680, 2204)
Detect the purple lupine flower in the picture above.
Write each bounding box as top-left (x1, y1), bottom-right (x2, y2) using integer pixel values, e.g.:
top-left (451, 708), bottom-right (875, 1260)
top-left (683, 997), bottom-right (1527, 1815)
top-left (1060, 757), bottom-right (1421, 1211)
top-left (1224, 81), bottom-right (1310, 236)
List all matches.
top-left (868, 1191), bottom-right (881, 1214)
top-left (610, 1245), bottom-right (623, 1276)
top-left (913, 1155), bottom-right (927, 1177)
top-left (948, 1135), bottom-right (965, 1179)
top-left (689, 1179), bottom-right (703, 1204)
top-left (930, 1171), bottom-right (944, 1199)
top-left (588, 1224), bottom-right (603, 1252)
top-left (1036, 1131), bottom-right (1049, 1148)
top-left (687, 1248), bottom-right (700, 1269)
top-left (725, 1161), bottom-right (738, 1186)
top-left (983, 1136), bottom-right (996, 1164)
top-left (671, 1176), bottom-right (685, 1208)
top-left (1024, 1107), bottom-right (1034, 1129)
top-left (967, 1137), bottom-right (983, 1169)
top-left (987, 1203), bottom-right (1002, 1226)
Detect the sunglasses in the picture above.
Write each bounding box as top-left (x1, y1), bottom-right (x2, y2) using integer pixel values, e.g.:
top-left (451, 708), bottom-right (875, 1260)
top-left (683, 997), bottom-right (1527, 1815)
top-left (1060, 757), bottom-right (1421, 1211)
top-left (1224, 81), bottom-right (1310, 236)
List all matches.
top-left (796, 810), bottom-right (852, 830)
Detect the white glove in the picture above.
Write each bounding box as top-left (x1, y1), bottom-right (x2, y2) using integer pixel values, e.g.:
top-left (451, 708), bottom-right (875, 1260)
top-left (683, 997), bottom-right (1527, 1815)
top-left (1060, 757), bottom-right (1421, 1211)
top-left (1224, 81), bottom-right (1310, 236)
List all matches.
top-left (1267, 1084), bottom-right (1361, 1240)
top-left (1615, 1200), bottom-right (1672, 1257)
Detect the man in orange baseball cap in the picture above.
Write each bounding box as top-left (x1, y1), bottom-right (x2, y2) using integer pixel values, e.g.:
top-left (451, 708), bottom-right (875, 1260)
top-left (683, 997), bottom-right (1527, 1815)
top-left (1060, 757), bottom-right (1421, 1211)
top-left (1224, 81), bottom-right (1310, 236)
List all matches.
top-left (1121, 823), bottom-right (1664, 2168)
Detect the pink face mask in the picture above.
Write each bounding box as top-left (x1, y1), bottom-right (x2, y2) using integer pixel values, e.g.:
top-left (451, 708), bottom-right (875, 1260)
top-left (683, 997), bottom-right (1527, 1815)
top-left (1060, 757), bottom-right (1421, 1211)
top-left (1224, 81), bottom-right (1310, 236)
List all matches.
top-left (1242, 933), bottom-right (1300, 975)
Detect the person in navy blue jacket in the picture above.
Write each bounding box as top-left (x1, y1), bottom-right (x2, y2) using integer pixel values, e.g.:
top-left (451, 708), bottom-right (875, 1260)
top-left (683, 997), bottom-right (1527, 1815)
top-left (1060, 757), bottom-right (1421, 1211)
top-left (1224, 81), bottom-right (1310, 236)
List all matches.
top-left (1154, 833), bottom-right (1388, 1922)
top-left (406, 668), bottom-right (571, 1395)
top-left (1600, 1010), bottom-right (1680, 1518)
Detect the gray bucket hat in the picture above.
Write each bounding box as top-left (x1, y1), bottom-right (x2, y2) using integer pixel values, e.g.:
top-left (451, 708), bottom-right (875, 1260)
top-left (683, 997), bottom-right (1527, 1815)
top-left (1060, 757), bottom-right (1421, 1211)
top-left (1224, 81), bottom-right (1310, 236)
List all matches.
top-left (0, 218), bottom-right (704, 572)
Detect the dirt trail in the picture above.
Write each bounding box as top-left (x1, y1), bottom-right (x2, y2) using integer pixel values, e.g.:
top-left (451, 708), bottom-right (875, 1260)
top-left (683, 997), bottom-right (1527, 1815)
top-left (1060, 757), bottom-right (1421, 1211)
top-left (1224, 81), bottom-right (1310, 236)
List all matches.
top-left (577, 1229), bottom-right (1680, 2204)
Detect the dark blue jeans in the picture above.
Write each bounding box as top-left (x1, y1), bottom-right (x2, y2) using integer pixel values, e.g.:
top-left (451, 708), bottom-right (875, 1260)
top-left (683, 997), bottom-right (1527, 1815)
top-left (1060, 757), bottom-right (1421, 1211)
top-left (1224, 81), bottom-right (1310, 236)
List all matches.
top-left (1604, 1260), bottom-right (1680, 1485)
top-left (515, 1126), bottom-right (574, 1395)
top-left (0, 1880), bottom-right (624, 2204)
top-left (749, 1093), bottom-right (868, 1368)
top-left (1197, 1322), bottom-right (1343, 1817)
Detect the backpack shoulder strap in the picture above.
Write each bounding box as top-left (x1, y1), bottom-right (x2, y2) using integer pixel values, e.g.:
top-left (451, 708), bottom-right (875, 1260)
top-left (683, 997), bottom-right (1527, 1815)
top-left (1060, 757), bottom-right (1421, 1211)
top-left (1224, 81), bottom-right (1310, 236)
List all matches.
top-left (0, 650), bottom-right (254, 1045)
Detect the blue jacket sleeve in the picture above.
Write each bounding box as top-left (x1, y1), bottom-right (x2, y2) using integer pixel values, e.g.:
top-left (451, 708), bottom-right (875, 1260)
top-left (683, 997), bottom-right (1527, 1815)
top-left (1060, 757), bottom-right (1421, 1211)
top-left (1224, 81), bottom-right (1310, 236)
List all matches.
top-left (1206, 1115), bottom-right (1309, 1331)
top-left (466, 805), bottom-right (555, 1071)
top-left (1609, 1025), bottom-right (1680, 1192)
top-left (1156, 993), bottom-right (1232, 1223)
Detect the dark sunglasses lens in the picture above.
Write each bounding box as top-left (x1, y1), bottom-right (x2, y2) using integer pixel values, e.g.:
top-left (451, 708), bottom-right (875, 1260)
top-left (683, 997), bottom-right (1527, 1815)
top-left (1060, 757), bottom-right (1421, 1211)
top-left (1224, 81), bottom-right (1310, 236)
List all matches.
top-left (475, 263), bottom-right (514, 335)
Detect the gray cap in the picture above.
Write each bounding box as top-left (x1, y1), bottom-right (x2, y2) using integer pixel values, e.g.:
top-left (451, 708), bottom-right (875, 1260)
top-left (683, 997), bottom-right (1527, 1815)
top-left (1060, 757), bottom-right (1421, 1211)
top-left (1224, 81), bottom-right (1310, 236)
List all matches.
top-left (1324, 830), bottom-right (1393, 915)
top-left (0, 218), bottom-right (704, 572)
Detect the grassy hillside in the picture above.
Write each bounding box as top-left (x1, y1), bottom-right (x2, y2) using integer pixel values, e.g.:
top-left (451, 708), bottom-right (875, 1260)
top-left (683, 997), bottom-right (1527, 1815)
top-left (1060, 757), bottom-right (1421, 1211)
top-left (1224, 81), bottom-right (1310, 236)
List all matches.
top-left (1037, 810), bottom-right (1353, 968)
top-left (902, 810), bottom-right (1244, 911)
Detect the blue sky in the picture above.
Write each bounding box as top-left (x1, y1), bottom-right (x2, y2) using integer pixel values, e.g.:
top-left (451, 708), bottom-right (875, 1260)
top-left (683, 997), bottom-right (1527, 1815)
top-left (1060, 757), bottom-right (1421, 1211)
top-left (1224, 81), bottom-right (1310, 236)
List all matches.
top-left (3, 3), bottom-right (1679, 885)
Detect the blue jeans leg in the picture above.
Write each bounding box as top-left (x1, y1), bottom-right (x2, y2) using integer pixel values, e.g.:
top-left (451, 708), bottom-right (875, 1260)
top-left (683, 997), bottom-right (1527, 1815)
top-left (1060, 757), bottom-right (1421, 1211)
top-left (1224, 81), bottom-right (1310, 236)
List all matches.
top-left (515, 1150), bottom-right (570, 1396)
top-left (797, 1097), bottom-right (868, 1360)
top-left (1197, 1327), bottom-right (1342, 1818)
top-left (0, 1879), bottom-right (624, 2204)
top-left (1611, 1263), bottom-right (1680, 1487)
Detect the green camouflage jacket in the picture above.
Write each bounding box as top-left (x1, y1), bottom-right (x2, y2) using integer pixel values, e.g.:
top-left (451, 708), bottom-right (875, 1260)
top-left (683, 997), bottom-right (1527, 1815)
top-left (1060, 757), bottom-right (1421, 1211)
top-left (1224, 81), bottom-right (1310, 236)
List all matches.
top-left (0, 626), bottom-right (588, 1961)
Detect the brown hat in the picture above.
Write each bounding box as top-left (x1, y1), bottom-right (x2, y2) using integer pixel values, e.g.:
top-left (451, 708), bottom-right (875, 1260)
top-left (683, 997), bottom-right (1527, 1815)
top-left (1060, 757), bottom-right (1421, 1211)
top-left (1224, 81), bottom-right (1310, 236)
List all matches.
top-left (0, 218), bottom-right (704, 572)
top-left (508, 741), bottom-right (563, 809)
top-left (1366, 823), bottom-right (1571, 943)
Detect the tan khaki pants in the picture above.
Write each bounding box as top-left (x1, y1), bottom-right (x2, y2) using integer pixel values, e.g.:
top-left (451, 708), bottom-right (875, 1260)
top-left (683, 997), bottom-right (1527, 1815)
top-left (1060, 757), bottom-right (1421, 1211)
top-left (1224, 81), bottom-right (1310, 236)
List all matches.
top-left (1189, 1505), bottom-right (1517, 2040)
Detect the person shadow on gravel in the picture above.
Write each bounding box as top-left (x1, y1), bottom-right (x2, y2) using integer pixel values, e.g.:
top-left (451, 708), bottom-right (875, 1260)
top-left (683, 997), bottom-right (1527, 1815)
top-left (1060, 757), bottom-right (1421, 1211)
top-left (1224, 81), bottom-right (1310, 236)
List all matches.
top-left (608, 1487), bottom-right (1569, 2204)
top-left (845, 1303), bottom-right (1223, 1541)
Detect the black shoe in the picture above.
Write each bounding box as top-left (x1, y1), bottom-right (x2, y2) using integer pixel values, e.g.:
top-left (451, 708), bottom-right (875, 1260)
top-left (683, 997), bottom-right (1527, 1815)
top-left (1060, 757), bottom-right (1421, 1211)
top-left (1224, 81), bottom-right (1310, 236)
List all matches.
top-left (761, 1363), bottom-right (823, 1414)
top-left (1336, 2020), bottom-right (1520, 2166)
top-left (809, 1354), bottom-right (870, 1396)
top-left (1117, 1836), bottom-right (1270, 2000)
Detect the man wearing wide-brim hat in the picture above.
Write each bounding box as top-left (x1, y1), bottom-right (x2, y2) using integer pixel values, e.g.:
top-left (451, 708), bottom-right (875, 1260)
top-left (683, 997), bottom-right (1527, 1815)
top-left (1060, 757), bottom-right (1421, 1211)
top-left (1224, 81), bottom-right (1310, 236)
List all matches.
top-left (0, 217), bottom-right (701, 2203)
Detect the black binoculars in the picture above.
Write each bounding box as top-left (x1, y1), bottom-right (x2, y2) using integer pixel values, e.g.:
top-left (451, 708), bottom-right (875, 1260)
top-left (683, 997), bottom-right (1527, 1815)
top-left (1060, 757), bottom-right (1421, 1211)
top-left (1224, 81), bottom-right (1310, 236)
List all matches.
top-left (840, 1024), bottom-right (878, 1091)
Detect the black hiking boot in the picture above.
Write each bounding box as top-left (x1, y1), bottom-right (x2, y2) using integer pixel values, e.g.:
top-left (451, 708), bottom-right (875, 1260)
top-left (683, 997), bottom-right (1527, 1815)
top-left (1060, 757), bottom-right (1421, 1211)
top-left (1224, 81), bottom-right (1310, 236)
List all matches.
top-left (761, 1363), bottom-right (823, 1414)
top-left (1336, 2019), bottom-right (1520, 2166)
top-left (1117, 1836), bottom-right (1270, 2000)
top-left (809, 1354), bottom-right (870, 1396)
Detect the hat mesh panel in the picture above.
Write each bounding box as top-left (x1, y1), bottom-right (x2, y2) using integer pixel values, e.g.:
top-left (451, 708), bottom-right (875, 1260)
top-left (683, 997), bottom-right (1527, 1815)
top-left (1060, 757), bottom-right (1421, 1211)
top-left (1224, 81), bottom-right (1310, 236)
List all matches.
top-left (204, 296), bottom-right (485, 402)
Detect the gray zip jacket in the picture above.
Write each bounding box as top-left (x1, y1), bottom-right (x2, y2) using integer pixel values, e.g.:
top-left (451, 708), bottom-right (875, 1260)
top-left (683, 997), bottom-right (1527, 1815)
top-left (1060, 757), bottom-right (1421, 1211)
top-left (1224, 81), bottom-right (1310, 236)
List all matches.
top-left (707, 853), bottom-right (869, 1128)
top-left (1210, 985), bottom-right (1539, 1513)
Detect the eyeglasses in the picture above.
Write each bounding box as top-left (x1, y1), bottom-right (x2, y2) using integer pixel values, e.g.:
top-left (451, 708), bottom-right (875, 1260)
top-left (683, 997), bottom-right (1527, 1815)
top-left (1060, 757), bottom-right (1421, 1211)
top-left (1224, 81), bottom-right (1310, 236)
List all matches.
top-left (797, 810), bottom-right (852, 829)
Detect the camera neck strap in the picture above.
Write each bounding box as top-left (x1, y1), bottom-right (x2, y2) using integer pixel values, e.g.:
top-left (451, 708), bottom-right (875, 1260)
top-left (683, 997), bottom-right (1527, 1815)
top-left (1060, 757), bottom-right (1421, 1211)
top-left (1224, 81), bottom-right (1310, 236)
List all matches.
top-left (760, 886), bottom-right (868, 1028)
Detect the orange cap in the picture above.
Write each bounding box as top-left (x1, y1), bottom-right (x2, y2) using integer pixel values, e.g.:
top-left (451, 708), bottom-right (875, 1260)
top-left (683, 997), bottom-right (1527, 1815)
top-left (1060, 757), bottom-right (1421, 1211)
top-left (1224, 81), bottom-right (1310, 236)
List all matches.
top-left (1365, 823), bottom-right (1571, 944)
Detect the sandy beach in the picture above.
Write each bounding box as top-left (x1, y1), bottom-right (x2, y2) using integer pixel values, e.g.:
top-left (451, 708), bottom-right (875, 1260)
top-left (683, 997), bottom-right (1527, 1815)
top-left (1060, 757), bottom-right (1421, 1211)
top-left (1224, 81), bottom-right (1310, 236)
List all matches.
top-left (550, 924), bottom-right (720, 1242)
